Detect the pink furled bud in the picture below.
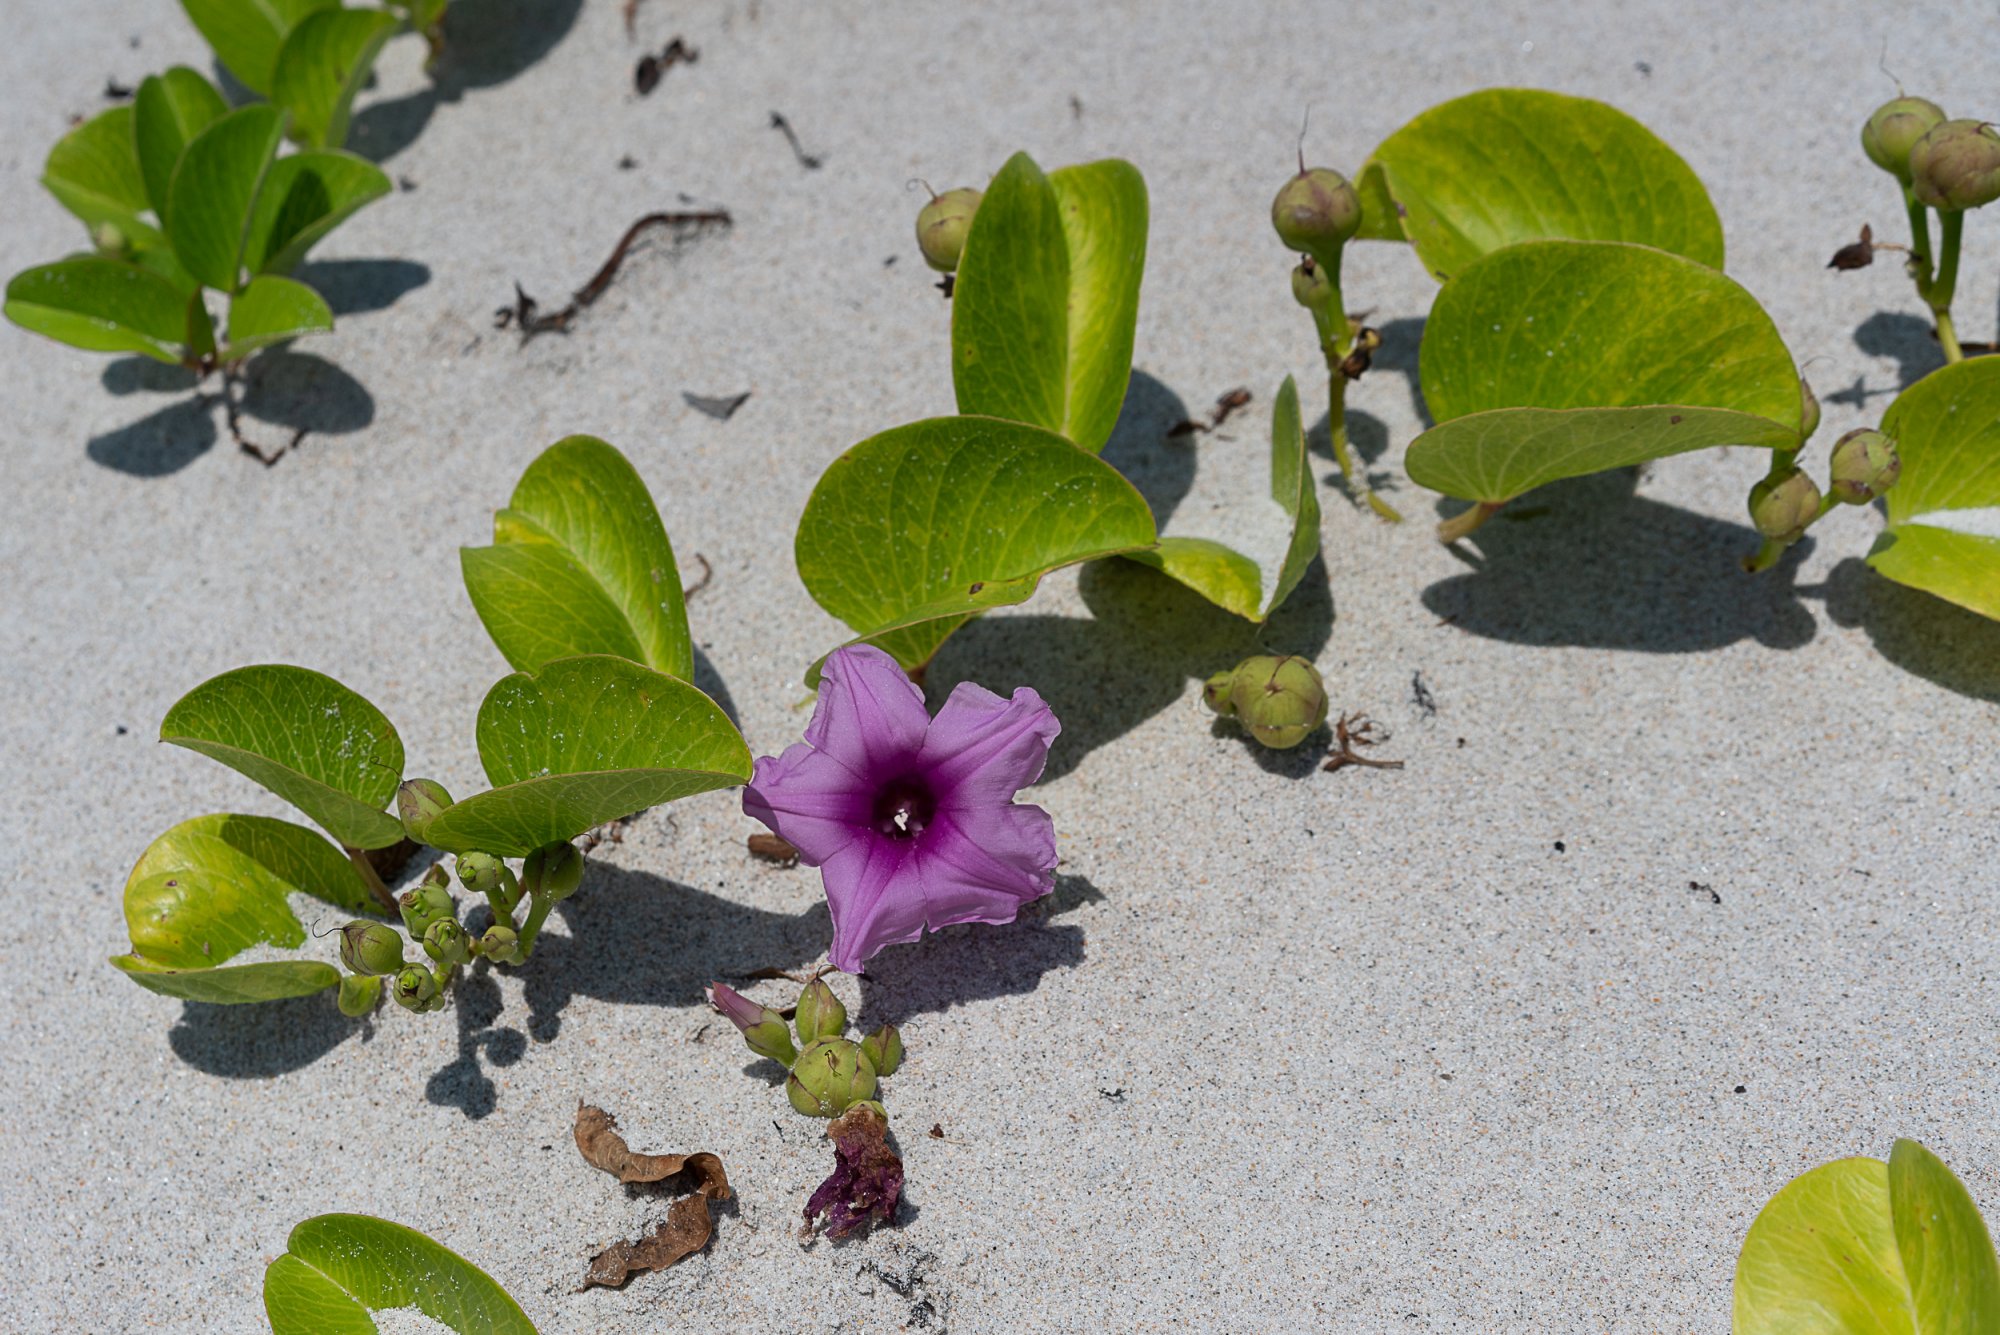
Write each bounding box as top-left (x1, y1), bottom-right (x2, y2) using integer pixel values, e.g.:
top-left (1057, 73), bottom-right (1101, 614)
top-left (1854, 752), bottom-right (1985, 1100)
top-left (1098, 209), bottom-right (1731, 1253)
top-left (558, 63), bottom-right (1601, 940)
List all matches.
top-left (707, 981), bottom-right (796, 1065)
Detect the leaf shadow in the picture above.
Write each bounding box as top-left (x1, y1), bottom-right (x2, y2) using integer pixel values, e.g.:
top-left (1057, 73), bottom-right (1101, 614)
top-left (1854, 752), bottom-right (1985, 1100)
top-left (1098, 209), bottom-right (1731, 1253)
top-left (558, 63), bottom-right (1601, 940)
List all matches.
top-left (1419, 468), bottom-right (1818, 652)
top-left (425, 862), bottom-right (827, 1119)
top-left (927, 553), bottom-right (1336, 783)
top-left (690, 644), bottom-right (740, 729)
top-left (1099, 370), bottom-right (1195, 529)
top-left (1369, 315), bottom-right (1434, 429)
top-left (433, 0), bottom-right (584, 94)
top-left (168, 987), bottom-right (371, 1077)
top-left (1823, 311), bottom-right (1947, 410)
top-left (856, 873), bottom-right (1100, 1026)
top-left (1813, 555), bottom-right (2000, 703)
top-left (236, 350), bottom-right (376, 437)
top-left (294, 259), bottom-right (433, 316)
top-left (86, 394), bottom-right (218, 476)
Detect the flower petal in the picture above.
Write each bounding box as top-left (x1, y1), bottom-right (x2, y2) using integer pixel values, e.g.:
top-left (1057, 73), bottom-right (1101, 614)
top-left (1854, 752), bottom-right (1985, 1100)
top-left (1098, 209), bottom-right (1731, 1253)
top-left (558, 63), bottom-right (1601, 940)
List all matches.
top-left (741, 742), bottom-right (868, 866)
top-left (918, 681), bottom-right (1061, 810)
top-left (915, 804), bottom-right (1056, 925)
top-left (819, 835), bottom-right (921, 973)
top-left (804, 643), bottom-right (931, 776)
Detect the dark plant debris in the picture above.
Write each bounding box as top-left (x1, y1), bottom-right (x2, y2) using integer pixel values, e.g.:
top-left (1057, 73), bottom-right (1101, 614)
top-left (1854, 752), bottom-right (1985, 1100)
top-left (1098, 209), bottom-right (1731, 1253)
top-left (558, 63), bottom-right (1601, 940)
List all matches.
top-left (769, 111), bottom-right (824, 169)
top-left (684, 390), bottom-right (750, 420)
top-left (681, 552), bottom-right (713, 600)
top-left (617, 154), bottom-right (638, 170)
top-left (1411, 672), bottom-right (1437, 718)
top-left (104, 77), bottom-right (134, 100)
top-left (635, 37), bottom-right (697, 95)
top-left (576, 817), bottom-right (630, 856)
top-left (934, 273), bottom-right (954, 299)
top-left (802, 1102), bottom-right (903, 1240)
top-left (496, 209), bottom-right (732, 342)
top-left (748, 833), bottom-right (800, 866)
top-left (1828, 223), bottom-right (1879, 271)
top-left (574, 1103), bottom-right (733, 1291)
top-left (1340, 326), bottom-right (1382, 381)
top-left (1168, 386), bottom-right (1254, 438)
top-left (621, 0), bottom-right (647, 38)
top-left (1688, 880), bottom-right (1721, 905)
top-left (1098, 1087), bottom-right (1126, 1102)
top-left (1323, 712), bottom-right (1404, 773)
top-left (928, 1123), bottom-right (945, 1139)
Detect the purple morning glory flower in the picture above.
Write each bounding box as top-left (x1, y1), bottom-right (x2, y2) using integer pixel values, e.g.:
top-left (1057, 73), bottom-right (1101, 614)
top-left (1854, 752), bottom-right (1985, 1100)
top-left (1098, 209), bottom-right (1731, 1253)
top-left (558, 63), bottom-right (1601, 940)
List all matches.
top-left (743, 643), bottom-right (1060, 974)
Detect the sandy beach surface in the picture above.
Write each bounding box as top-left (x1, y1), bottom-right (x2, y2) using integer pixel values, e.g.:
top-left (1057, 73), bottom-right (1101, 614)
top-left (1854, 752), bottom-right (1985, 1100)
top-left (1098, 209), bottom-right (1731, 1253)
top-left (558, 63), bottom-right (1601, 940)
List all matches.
top-left (3, 1), bottom-right (1998, 1329)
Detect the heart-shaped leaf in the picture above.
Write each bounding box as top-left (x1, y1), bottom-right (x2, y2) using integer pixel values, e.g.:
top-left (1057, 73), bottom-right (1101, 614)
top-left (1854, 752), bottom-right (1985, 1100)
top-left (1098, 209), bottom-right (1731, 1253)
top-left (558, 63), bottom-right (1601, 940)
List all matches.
top-left (108, 811), bottom-right (374, 1002)
top-left (224, 274), bottom-right (333, 360)
top-left (797, 414), bottom-right (1159, 674)
top-left (462, 436), bottom-right (694, 678)
top-left (1406, 240), bottom-right (1800, 504)
top-left (1872, 356), bottom-right (2000, 622)
top-left (133, 66), bottom-right (228, 222)
top-left (272, 8), bottom-right (400, 150)
top-left (422, 656), bottom-right (750, 857)
top-left (162, 665), bottom-right (406, 850)
top-left (1359, 88), bottom-right (1724, 280)
top-left (180, 0), bottom-right (340, 96)
top-left (1735, 1142), bottom-right (2000, 1334)
top-left (1890, 1138), bottom-right (2000, 1330)
top-left (242, 150), bottom-right (394, 277)
top-left (5, 258), bottom-right (192, 363)
top-left (952, 153), bottom-right (1148, 453)
top-left (264, 1215), bottom-right (535, 1335)
top-left (42, 105), bottom-right (154, 239)
top-left (1734, 1156), bottom-right (1908, 1333)
top-left (168, 104), bottom-right (287, 293)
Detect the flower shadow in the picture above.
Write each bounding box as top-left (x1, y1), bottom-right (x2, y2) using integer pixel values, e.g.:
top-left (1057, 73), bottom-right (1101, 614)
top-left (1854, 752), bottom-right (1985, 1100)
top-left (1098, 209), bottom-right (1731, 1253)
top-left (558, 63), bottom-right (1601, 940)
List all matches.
top-left (928, 554), bottom-right (1336, 783)
top-left (856, 874), bottom-right (1101, 1026)
top-left (1419, 467), bottom-right (1818, 653)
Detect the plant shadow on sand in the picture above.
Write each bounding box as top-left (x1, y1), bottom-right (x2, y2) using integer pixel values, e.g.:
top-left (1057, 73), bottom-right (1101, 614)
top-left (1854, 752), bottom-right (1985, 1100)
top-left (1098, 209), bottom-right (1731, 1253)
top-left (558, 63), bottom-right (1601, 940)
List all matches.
top-left (87, 350), bottom-right (378, 476)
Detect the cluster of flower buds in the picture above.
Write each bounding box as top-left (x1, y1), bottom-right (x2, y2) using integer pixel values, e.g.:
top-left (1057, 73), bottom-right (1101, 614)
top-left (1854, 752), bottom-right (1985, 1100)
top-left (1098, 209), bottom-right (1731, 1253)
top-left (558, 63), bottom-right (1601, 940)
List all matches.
top-left (324, 780), bottom-right (593, 1017)
top-left (1861, 97), bottom-right (2000, 213)
top-left (708, 977), bottom-right (904, 1119)
top-left (1744, 425), bottom-right (1902, 571)
top-left (1204, 654), bottom-right (1330, 749)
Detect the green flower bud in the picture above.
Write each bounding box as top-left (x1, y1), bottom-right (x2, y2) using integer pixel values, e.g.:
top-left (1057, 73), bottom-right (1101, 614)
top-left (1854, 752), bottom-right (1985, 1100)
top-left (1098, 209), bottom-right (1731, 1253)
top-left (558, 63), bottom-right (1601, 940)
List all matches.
top-left (1271, 168), bottom-right (1362, 261)
top-left (336, 972), bottom-right (382, 1017)
top-left (526, 842), bottom-right (584, 902)
top-left (1748, 467), bottom-right (1822, 545)
top-left (391, 964), bottom-right (440, 1012)
top-left (795, 977), bottom-right (847, 1044)
top-left (456, 851), bottom-right (503, 896)
top-left (423, 917), bottom-right (473, 967)
top-left (478, 923), bottom-right (522, 965)
top-left (1798, 377), bottom-right (1821, 444)
top-left (1827, 428), bottom-right (1902, 504)
top-left (1208, 654), bottom-right (1329, 749)
top-left (859, 1023), bottom-right (903, 1077)
top-left (1910, 119), bottom-right (2000, 211)
top-left (1290, 257), bottom-right (1332, 310)
top-left (91, 220), bottom-right (131, 258)
top-left (915, 187), bottom-right (981, 272)
top-left (786, 1037), bottom-right (877, 1118)
top-left (396, 778), bottom-right (452, 842)
top-left (338, 920), bottom-right (407, 976)
top-left (1862, 96), bottom-right (1946, 185)
top-left (398, 877), bottom-right (455, 941)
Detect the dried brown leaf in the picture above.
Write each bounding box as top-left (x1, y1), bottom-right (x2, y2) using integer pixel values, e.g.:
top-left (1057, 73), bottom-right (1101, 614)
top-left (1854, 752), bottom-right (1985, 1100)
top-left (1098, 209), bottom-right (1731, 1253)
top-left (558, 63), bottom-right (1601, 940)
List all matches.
top-left (574, 1104), bottom-right (732, 1196)
top-left (747, 833), bottom-right (799, 865)
top-left (582, 1194), bottom-right (715, 1289)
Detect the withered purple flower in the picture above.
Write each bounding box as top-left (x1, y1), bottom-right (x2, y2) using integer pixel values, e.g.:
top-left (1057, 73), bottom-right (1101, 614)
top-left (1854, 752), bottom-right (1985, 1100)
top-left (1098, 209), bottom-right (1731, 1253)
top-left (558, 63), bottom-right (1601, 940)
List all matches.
top-left (803, 1101), bottom-right (903, 1239)
top-left (743, 644), bottom-right (1059, 974)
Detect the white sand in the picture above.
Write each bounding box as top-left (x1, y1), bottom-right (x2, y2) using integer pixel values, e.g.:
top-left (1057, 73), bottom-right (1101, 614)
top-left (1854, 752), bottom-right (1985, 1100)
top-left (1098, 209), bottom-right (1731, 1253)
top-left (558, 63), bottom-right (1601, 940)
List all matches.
top-left (4, 0), bottom-right (1998, 1331)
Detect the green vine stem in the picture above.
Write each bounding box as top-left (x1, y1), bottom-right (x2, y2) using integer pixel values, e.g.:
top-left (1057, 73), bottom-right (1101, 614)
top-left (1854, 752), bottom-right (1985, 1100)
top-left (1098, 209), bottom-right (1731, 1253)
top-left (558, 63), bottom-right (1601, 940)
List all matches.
top-left (1930, 209), bottom-right (1965, 364)
top-left (1436, 500), bottom-right (1502, 544)
top-left (1301, 258), bottom-right (1402, 523)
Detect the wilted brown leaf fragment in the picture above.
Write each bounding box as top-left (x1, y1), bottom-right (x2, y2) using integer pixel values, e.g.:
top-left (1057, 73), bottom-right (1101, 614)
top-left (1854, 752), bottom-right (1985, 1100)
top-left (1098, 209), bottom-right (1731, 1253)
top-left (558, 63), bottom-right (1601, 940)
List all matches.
top-left (574, 1104), bottom-right (733, 1290)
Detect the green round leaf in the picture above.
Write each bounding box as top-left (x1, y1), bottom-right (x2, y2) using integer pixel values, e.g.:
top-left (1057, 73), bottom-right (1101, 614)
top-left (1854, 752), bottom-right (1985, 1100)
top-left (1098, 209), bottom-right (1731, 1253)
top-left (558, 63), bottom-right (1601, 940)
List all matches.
top-left (265, 1215), bottom-right (535, 1335)
top-left (952, 154), bottom-right (1148, 453)
top-left (1406, 240), bottom-right (1800, 503)
top-left (1889, 1138), bottom-right (2000, 1330)
top-left (242, 150), bottom-right (393, 277)
top-left (462, 436), bottom-right (694, 678)
top-left (161, 665), bottom-right (406, 850)
top-left (422, 656), bottom-right (750, 857)
top-left (42, 105), bottom-right (151, 236)
top-left (167, 105), bottom-right (287, 293)
top-left (1872, 356), bottom-right (2000, 622)
top-left (224, 274), bottom-right (333, 360)
top-left (134, 66), bottom-right (228, 223)
top-left (796, 414), bottom-right (1159, 673)
top-left (1361, 88), bottom-right (1723, 280)
top-left (111, 955), bottom-right (341, 1004)
top-left (5, 258), bottom-right (190, 364)
top-left (272, 9), bottom-right (400, 150)
top-left (1734, 1156), bottom-right (1912, 1334)
top-left (180, 0), bottom-right (340, 96)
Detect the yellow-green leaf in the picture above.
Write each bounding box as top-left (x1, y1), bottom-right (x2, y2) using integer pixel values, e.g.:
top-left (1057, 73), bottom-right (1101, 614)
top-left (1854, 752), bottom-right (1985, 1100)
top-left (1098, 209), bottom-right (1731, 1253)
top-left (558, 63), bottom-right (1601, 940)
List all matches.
top-left (1872, 356), bottom-right (2000, 622)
